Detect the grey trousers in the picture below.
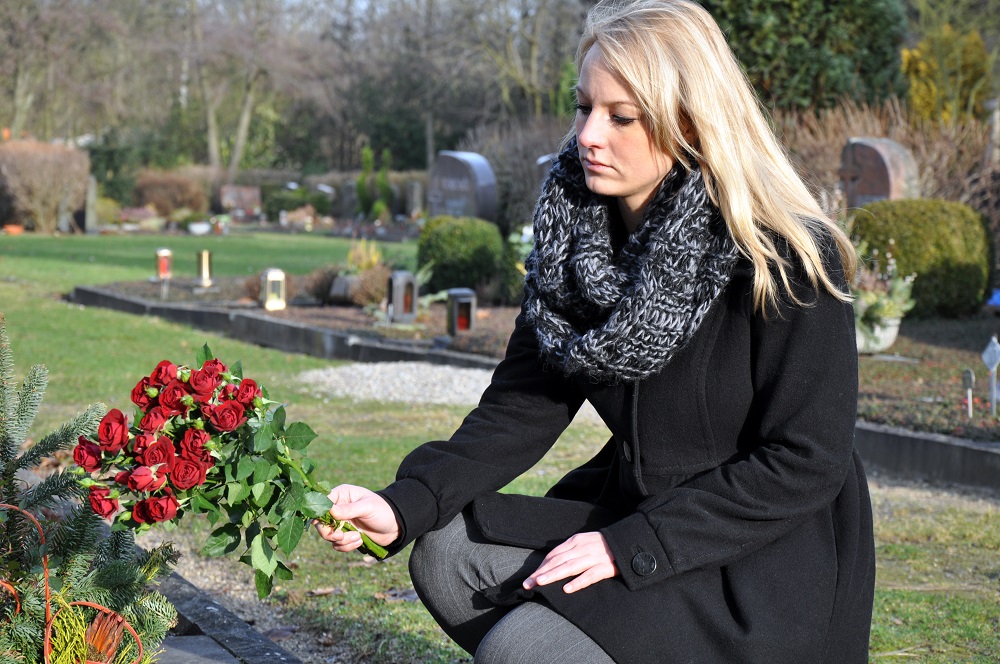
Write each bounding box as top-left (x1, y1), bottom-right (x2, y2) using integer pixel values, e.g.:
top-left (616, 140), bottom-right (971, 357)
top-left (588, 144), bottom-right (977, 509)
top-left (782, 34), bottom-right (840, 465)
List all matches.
top-left (408, 510), bottom-right (616, 664)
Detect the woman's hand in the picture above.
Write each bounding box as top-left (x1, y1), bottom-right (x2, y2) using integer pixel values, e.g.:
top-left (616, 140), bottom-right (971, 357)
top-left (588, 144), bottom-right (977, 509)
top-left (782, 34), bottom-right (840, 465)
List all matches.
top-left (522, 531), bottom-right (617, 594)
top-left (314, 484), bottom-right (400, 552)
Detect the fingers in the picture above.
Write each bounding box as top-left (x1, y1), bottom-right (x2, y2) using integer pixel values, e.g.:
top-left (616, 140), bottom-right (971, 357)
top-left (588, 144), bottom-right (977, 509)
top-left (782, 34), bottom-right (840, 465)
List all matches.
top-left (314, 520), bottom-right (363, 551)
top-left (523, 532), bottom-right (617, 594)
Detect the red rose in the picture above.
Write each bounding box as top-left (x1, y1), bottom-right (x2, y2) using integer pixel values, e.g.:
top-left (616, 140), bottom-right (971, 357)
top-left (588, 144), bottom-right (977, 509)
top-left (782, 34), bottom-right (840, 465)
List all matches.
top-left (235, 378), bottom-right (261, 406)
top-left (138, 438), bottom-right (176, 473)
top-left (179, 428), bottom-right (212, 464)
top-left (114, 470), bottom-right (130, 485)
top-left (204, 400), bottom-right (246, 432)
top-left (127, 465), bottom-right (166, 493)
top-left (170, 458), bottom-right (208, 490)
top-left (97, 409), bottom-right (129, 454)
top-left (187, 368), bottom-right (219, 402)
top-left (131, 376), bottom-right (157, 410)
top-left (131, 431), bottom-right (156, 456)
top-left (159, 379), bottom-right (192, 416)
top-left (133, 490), bottom-right (178, 524)
top-left (200, 358), bottom-right (227, 377)
top-left (73, 438), bottom-right (102, 473)
top-left (149, 360), bottom-right (178, 387)
top-left (88, 486), bottom-right (118, 519)
top-left (139, 406), bottom-right (169, 433)
top-left (220, 384), bottom-right (237, 401)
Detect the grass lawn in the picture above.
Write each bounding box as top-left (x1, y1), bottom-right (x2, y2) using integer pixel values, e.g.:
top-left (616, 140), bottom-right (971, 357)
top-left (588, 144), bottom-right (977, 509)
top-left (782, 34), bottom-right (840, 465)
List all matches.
top-left (1, 234), bottom-right (998, 663)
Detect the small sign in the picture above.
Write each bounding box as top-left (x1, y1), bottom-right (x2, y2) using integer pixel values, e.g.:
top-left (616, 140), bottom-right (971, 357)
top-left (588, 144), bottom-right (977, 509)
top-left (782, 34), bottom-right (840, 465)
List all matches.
top-left (962, 369), bottom-right (975, 390)
top-left (982, 336), bottom-right (1000, 372)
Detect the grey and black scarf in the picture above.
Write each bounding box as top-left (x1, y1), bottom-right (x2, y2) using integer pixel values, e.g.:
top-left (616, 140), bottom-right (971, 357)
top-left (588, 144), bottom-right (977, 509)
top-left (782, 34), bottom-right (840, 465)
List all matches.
top-left (523, 138), bottom-right (740, 383)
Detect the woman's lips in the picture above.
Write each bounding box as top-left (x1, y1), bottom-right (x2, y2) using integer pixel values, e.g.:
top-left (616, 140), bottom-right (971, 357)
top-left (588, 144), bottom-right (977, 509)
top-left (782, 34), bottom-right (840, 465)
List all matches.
top-left (582, 156), bottom-right (610, 171)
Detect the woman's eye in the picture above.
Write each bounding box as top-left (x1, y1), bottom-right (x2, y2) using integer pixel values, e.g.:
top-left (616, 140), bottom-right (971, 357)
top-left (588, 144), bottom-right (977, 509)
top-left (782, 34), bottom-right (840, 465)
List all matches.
top-left (611, 115), bottom-right (636, 127)
top-left (575, 104), bottom-right (592, 115)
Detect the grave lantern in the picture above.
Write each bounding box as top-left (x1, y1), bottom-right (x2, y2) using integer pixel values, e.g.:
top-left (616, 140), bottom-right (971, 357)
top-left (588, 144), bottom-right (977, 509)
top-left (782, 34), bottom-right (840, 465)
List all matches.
top-left (155, 248), bottom-right (173, 281)
top-left (447, 288), bottom-right (476, 335)
top-left (386, 271), bottom-right (418, 324)
top-left (261, 268), bottom-right (286, 311)
top-left (197, 250), bottom-right (212, 288)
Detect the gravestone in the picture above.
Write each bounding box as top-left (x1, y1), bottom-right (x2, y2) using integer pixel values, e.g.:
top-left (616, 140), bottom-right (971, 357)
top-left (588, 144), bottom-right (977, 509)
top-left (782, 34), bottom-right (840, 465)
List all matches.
top-left (839, 137), bottom-right (920, 208)
top-left (85, 175), bottom-right (98, 234)
top-left (407, 180), bottom-right (424, 218)
top-left (219, 185), bottom-right (262, 220)
top-left (427, 151), bottom-right (496, 221)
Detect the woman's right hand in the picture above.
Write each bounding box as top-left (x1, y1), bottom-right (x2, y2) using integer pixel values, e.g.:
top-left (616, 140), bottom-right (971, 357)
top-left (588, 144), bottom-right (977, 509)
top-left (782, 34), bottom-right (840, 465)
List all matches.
top-left (314, 484), bottom-right (400, 553)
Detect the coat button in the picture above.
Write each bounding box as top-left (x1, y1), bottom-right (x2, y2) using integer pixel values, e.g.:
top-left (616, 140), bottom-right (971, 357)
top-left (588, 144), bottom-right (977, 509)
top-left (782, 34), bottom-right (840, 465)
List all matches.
top-left (620, 438), bottom-right (633, 462)
top-left (631, 551), bottom-right (657, 576)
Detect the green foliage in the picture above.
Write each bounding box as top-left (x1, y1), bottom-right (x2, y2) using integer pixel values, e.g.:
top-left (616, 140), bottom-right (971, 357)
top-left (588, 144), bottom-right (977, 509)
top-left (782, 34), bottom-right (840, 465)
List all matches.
top-left (702, 0), bottom-right (907, 109)
top-left (356, 146), bottom-right (376, 217)
top-left (376, 148), bottom-right (394, 212)
top-left (902, 25), bottom-right (994, 122)
top-left (0, 316), bottom-right (177, 664)
top-left (86, 128), bottom-right (141, 205)
top-left (261, 186), bottom-right (332, 221)
top-left (853, 199), bottom-right (990, 317)
top-left (417, 216), bottom-right (505, 294)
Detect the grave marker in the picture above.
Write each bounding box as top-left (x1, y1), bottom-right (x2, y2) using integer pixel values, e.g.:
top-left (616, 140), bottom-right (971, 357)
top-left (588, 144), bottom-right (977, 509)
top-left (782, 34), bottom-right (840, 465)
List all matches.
top-left (962, 368), bottom-right (975, 419)
top-left (427, 151), bottom-right (496, 221)
top-left (981, 336), bottom-right (1000, 417)
top-left (839, 137), bottom-right (919, 208)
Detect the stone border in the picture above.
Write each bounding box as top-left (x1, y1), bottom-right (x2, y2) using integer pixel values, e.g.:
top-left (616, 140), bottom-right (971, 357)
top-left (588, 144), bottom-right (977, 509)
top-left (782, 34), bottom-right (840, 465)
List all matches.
top-left (70, 285), bottom-right (500, 370)
top-left (73, 285), bottom-right (999, 493)
top-left (160, 572), bottom-right (302, 664)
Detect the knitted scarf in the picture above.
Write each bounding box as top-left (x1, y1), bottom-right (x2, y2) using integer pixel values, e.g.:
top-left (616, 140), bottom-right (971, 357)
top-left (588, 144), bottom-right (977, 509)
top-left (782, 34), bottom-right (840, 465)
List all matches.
top-left (523, 138), bottom-right (740, 383)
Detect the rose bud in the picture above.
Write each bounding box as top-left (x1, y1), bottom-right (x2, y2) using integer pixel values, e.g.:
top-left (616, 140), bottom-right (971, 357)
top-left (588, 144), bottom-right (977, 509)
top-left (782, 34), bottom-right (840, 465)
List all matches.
top-left (149, 360), bottom-right (178, 387)
top-left (114, 470), bottom-right (131, 485)
top-left (170, 458), bottom-right (208, 490)
top-left (131, 376), bottom-right (157, 410)
top-left (88, 486), bottom-right (119, 519)
top-left (206, 400), bottom-right (247, 432)
top-left (220, 384), bottom-right (237, 401)
top-left (73, 438), bottom-right (103, 473)
top-left (159, 379), bottom-right (192, 416)
top-left (127, 465), bottom-right (167, 493)
top-left (139, 437), bottom-right (176, 474)
top-left (187, 368), bottom-right (219, 402)
top-left (139, 406), bottom-right (169, 433)
top-left (131, 431), bottom-right (156, 456)
top-left (97, 409), bottom-right (129, 454)
top-left (200, 358), bottom-right (228, 378)
top-left (235, 378), bottom-right (261, 406)
top-left (134, 490), bottom-right (179, 523)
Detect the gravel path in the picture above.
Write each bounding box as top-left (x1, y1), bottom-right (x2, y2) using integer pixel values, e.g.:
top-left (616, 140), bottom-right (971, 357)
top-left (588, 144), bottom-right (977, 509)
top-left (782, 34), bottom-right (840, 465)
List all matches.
top-left (297, 362), bottom-right (605, 426)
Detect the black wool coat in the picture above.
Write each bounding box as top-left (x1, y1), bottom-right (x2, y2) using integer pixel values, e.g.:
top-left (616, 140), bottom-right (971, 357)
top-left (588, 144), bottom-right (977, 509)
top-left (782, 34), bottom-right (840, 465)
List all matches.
top-left (379, 255), bottom-right (876, 664)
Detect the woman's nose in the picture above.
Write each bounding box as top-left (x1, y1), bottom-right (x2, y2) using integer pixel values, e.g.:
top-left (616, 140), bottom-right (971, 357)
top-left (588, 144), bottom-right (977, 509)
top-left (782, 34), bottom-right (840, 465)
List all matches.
top-left (576, 113), bottom-right (605, 148)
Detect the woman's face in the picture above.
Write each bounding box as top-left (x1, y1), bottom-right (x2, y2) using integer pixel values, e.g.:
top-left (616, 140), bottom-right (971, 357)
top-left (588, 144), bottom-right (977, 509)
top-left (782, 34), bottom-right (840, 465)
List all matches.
top-left (575, 47), bottom-right (675, 229)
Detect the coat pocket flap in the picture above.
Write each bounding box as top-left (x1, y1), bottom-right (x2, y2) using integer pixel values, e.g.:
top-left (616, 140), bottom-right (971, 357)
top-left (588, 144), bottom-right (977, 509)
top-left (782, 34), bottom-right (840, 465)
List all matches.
top-left (472, 493), bottom-right (620, 550)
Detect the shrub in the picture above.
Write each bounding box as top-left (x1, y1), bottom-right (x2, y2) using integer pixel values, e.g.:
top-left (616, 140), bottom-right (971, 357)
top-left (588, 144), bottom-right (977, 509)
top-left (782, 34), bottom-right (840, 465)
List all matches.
top-left (262, 187), bottom-right (332, 221)
top-left (853, 199), bottom-right (989, 317)
top-left (0, 140), bottom-right (90, 233)
top-left (351, 263), bottom-right (392, 307)
top-left (902, 25), bottom-right (993, 123)
top-left (95, 196), bottom-right (122, 225)
top-left (418, 216), bottom-right (504, 294)
top-left (303, 265), bottom-right (342, 305)
top-left (133, 170), bottom-right (207, 217)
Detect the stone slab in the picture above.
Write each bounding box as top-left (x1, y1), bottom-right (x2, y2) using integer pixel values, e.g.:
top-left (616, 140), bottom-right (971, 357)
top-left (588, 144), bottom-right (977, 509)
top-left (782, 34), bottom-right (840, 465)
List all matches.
top-left (159, 635), bottom-right (241, 664)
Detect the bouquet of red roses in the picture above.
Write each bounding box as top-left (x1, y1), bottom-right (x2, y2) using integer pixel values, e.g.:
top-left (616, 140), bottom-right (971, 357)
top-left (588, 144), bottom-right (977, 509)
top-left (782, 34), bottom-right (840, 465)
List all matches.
top-left (72, 345), bottom-right (386, 598)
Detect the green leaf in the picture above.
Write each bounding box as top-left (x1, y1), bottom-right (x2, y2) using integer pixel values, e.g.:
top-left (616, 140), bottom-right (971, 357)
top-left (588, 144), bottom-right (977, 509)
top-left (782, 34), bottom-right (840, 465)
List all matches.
top-left (236, 456), bottom-right (255, 482)
top-left (196, 344), bottom-right (214, 368)
top-left (251, 481), bottom-right (275, 507)
top-left (203, 524), bottom-right (241, 557)
top-left (271, 406), bottom-right (287, 434)
top-left (190, 493), bottom-right (220, 516)
top-left (252, 459), bottom-right (272, 484)
top-left (250, 532), bottom-right (278, 575)
top-left (277, 482), bottom-right (306, 515)
top-left (253, 423), bottom-right (274, 452)
top-left (301, 457), bottom-right (316, 476)
top-left (227, 481), bottom-right (251, 505)
top-left (276, 515), bottom-right (306, 555)
top-left (254, 569), bottom-right (273, 599)
top-left (283, 422), bottom-right (317, 450)
top-left (231, 360), bottom-right (244, 379)
top-left (274, 560), bottom-right (294, 581)
top-left (301, 491), bottom-right (334, 519)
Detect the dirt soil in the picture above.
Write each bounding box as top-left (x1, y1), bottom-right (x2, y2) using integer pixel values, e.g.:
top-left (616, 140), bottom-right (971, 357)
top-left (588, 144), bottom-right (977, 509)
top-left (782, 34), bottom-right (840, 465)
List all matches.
top-left (101, 277), bottom-right (520, 360)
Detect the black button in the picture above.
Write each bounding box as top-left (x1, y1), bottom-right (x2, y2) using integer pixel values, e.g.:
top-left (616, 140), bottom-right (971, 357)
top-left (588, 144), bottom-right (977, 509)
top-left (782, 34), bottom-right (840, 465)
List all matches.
top-left (620, 438), bottom-right (633, 462)
top-left (632, 551), bottom-right (657, 576)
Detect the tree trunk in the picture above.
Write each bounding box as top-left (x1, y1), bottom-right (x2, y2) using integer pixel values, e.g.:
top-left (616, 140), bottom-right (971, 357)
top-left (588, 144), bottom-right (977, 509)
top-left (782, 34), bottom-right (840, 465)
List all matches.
top-left (189, 0), bottom-right (221, 175)
top-left (11, 64), bottom-right (35, 139)
top-left (226, 68), bottom-right (259, 184)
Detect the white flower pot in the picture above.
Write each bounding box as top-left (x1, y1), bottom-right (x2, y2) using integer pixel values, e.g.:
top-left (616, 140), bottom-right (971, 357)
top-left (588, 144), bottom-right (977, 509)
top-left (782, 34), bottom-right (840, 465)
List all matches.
top-left (856, 318), bottom-right (901, 354)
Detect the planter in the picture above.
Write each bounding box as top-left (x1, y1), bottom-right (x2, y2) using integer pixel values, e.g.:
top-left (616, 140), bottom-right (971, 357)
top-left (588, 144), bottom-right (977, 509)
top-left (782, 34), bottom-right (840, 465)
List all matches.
top-left (856, 317), bottom-right (901, 354)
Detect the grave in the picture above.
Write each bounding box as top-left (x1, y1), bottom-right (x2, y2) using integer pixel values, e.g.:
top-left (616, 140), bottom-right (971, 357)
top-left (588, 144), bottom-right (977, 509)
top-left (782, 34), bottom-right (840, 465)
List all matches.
top-left (427, 151), bottom-right (496, 220)
top-left (220, 185), bottom-right (263, 221)
top-left (839, 137), bottom-right (920, 208)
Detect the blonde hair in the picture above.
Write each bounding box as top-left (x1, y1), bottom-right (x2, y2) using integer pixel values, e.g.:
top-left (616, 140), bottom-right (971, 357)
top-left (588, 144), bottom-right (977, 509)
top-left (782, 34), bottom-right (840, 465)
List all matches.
top-left (577, 0), bottom-right (856, 311)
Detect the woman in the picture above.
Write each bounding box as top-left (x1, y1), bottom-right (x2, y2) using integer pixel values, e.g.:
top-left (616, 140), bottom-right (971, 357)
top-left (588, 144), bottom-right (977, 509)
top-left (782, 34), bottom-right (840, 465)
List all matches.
top-left (317, 1), bottom-right (875, 662)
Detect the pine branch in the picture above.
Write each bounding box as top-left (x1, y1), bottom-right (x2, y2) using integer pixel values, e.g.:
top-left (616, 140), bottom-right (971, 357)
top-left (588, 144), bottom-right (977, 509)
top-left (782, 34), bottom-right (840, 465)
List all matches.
top-left (19, 470), bottom-right (85, 513)
top-left (13, 403), bottom-right (103, 475)
top-left (48, 505), bottom-right (104, 564)
top-left (95, 530), bottom-right (136, 567)
top-left (4, 365), bottom-right (46, 457)
top-left (0, 315), bottom-right (21, 468)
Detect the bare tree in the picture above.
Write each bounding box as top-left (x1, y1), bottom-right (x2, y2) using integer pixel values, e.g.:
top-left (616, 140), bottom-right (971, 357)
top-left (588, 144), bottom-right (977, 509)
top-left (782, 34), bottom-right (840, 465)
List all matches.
top-left (0, 140), bottom-right (89, 233)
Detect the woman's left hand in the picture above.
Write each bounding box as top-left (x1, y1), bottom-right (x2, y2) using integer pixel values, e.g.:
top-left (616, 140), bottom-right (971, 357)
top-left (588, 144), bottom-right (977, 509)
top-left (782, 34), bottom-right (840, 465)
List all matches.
top-left (522, 531), bottom-right (618, 594)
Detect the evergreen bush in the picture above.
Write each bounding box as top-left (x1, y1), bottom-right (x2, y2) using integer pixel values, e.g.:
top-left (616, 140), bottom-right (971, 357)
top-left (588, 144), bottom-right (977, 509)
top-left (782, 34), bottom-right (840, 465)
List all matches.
top-left (261, 187), bottom-right (332, 221)
top-left (853, 199), bottom-right (989, 317)
top-left (417, 216), bottom-right (504, 294)
top-left (0, 315), bottom-right (177, 663)
top-left (133, 171), bottom-right (207, 217)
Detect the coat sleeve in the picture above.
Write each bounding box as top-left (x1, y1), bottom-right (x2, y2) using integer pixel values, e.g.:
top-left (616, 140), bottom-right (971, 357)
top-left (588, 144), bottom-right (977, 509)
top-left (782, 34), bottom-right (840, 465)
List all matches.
top-left (601, 258), bottom-right (860, 591)
top-left (377, 309), bottom-right (586, 554)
